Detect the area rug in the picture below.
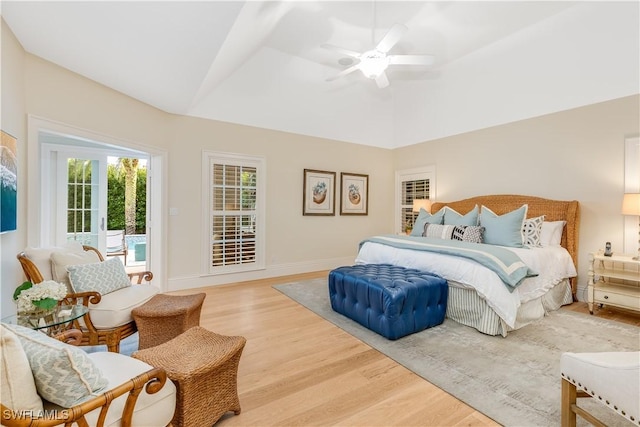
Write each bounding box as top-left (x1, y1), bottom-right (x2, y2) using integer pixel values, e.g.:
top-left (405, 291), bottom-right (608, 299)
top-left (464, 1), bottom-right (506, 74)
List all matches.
top-left (274, 278), bottom-right (640, 427)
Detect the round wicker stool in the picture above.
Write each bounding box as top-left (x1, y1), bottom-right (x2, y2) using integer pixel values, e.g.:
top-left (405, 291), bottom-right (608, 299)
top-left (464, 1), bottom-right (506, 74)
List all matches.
top-left (131, 293), bottom-right (206, 350)
top-left (133, 326), bottom-right (246, 427)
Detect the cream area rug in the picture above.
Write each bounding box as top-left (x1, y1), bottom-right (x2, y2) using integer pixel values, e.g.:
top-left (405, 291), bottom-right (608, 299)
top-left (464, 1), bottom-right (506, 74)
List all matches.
top-left (274, 278), bottom-right (640, 427)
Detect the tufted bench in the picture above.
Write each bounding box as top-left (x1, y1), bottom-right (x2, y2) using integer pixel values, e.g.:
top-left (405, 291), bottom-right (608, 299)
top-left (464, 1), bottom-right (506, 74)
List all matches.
top-left (328, 264), bottom-right (448, 340)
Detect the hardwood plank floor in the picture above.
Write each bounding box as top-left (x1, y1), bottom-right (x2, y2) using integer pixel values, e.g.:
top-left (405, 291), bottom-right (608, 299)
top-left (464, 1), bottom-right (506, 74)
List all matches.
top-left (172, 271), bottom-right (639, 426)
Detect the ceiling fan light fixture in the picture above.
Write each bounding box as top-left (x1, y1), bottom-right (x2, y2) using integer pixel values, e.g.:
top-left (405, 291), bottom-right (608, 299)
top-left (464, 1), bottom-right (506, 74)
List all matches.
top-left (358, 50), bottom-right (389, 79)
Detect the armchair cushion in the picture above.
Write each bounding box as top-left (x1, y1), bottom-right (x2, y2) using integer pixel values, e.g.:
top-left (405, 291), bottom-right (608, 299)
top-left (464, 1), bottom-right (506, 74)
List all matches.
top-left (23, 242), bottom-right (85, 282)
top-left (0, 325), bottom-right (43, 413)
top-left (68, 257), bottom-right (131, 295)
top-left (80, 352), bottom-right (176, 426)
top-left (51, 250), bottom-right (101, 293)
top-left (4, 324), bottom-right (108, 408)
top-left (89, 285), bottom-right (159, 329)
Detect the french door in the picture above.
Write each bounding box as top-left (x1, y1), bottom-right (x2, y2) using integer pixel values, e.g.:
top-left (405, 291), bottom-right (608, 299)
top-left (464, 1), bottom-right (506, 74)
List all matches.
top-left (41, 144), bottom-right (109, 254)
top-left (58, 154), bottom-right (108, 252)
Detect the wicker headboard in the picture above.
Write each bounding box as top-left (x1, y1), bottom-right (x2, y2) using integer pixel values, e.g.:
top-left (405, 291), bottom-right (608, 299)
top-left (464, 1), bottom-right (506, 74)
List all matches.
top-left (431, 195), bottom-right (580, 296)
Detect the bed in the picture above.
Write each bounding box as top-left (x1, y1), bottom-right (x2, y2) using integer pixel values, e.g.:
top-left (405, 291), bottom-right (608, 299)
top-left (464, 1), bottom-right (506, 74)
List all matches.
top-left (355, 194), bottom-right (580, 336)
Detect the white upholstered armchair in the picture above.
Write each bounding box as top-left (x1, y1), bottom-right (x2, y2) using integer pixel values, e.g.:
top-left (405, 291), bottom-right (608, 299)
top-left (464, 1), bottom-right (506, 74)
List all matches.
top-left (17, 243), bottom-right (158, 352)
top-left (1, 326), bottom-right (176, 427)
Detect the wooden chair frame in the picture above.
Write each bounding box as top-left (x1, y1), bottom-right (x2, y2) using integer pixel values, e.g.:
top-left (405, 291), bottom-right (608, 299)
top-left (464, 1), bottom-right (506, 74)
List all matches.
top-left (1, 330), bottom-right (170, 427)
top-left (561, 378), bottom-right (608, 427)
top-left (17, 246), bottom-right (154, 353)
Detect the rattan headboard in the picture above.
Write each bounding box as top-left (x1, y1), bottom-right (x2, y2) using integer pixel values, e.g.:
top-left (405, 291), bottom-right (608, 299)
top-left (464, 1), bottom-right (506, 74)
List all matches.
top-left (431, 195), bottom-right (580, 296)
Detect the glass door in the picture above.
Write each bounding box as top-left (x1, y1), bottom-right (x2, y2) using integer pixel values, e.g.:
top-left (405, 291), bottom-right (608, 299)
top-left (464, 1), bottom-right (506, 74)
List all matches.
top-left (60, 156), bottom-right (107, 251)
top-left (44, 149), bottom-right (108, 254)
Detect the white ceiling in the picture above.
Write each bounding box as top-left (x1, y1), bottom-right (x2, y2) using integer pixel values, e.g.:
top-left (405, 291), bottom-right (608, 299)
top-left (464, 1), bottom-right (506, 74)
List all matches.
top-left (2, 1), bottom-right (639, 148)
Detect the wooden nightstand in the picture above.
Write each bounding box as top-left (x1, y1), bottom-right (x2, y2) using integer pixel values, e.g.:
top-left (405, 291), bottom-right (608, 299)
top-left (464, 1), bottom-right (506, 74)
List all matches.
top-left (588, 251), bottom-right (640, 314)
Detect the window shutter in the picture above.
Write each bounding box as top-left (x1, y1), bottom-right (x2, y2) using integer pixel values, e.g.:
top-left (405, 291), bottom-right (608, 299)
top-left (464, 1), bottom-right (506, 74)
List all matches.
top-left (205, 152), bottom-right (264, 274)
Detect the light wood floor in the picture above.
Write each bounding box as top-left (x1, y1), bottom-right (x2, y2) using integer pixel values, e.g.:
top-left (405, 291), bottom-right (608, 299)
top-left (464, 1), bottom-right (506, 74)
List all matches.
top-left (175, 271), bottom-right (640, 427)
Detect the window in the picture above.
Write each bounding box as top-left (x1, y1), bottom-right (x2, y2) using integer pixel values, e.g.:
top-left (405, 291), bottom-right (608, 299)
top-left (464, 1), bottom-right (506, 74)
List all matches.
top-left (395, 166), bottom-right (436, 233)
top-left (203, 151), bottom-right (265, 274)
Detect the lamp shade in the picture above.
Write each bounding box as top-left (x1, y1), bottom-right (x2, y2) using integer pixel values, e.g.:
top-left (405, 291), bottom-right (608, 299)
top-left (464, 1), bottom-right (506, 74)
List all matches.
top-left (622, 193), bottom-right (640, 216)
top-left (412, 199), bottom-right (432, 213)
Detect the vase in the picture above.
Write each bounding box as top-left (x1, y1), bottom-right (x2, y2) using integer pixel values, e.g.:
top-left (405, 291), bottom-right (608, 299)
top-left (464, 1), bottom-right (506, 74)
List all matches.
top-left (17, 307), bottom-right (57, 329)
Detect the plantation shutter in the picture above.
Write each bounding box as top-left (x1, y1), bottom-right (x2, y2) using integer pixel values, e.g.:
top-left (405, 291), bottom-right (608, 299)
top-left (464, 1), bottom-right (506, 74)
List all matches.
top-left (396, 166), bottom-right (435, 234)
top-left (205, 152), bottom-right (265, 274)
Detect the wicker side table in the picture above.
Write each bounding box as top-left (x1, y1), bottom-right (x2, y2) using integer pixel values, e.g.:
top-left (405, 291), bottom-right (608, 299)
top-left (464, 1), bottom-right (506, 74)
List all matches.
top-left (131, 293), bottom-right (206, 350)
top-left (133, 326), bottom-right (246, 427)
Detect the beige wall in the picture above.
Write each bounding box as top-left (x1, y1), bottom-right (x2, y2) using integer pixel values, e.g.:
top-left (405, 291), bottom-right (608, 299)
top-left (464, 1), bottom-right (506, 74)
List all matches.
top-left (393, 95), bottom-right (640, 298)
top-left (1, 19), bottom-right (27, 316)
top-left (168, 116), bottom-right (394, 287)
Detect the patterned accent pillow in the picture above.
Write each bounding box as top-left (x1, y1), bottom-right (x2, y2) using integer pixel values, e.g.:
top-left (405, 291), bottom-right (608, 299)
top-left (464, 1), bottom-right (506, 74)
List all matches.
top-left (67, 257), bottom-right (131, 295)
top-left (51, 250), bottom-right (101, 293)
top-left (422, 224), bottom-right (455, 239)
top-left (4, 324), bottom-right (108, 408)
top-left (451, 225), bottom-right (485, 243)
top-left (522, 215), bottom-right (545, 247)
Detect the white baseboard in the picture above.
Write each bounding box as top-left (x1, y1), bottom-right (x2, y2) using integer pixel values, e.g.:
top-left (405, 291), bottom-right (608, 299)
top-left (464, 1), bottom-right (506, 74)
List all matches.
top-left (575, 284), bottom-right (589, 302)
top-left (166, 256), bottom-right (354, 292)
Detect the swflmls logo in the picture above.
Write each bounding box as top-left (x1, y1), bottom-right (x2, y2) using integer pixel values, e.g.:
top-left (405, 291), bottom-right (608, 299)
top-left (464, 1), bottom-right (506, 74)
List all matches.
top-left (2, 409), bottom-right (70, 419)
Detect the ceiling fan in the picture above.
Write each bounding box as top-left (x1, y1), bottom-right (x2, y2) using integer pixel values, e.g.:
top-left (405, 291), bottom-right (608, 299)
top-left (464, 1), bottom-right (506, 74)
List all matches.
top-left (323, 23), bottom-right (434, 89)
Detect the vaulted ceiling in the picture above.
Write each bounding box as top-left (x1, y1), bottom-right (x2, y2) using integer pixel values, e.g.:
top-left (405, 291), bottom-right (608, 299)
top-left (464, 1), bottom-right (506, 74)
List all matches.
top-left (2, 1), bottom-right (638, 148)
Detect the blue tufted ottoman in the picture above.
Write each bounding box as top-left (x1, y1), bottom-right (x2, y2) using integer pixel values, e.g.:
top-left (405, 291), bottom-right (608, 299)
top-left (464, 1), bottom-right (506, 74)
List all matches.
top-left (328, 264), bottom-right (448, 340)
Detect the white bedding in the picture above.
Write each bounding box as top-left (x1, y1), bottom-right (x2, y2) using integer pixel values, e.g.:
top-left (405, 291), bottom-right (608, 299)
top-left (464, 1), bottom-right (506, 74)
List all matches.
top-left (355, 242), bottom-right (576, 329)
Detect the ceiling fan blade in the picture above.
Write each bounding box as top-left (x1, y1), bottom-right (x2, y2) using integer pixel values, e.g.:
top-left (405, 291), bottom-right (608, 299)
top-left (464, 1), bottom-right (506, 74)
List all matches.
top-left (321, 43), bottom-right (361, 58)
top-left (375, 72), bottom-right (389, 89)
top-left (389, 54), bottom-right (435, 66)
top-left (376, 23), bottom-right (408, 53)
top-left (326, 65), bottom-right (359, 82)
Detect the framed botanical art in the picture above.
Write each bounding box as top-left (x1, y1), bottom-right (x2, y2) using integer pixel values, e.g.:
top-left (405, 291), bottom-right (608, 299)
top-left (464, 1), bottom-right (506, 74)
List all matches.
top-left (1, 130), bottom-right (17, 233)
top-left (303, 169), bottom-right (336, 216)
top-left (340, 172), bottom-right (368, 215)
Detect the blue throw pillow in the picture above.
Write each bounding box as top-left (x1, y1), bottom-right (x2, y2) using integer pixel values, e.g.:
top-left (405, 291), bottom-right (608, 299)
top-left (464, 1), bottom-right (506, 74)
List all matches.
top-left (443, 205), bottom-right (479, 226)
top-left (480, 204), bottom-right (528, 247)
top-left (410, 207), bottom-right (445, 236)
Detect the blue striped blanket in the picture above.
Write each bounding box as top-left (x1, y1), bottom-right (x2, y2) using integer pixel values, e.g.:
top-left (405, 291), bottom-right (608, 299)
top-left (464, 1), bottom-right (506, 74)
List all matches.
top-left (359, 235), bottom-right (537, 291)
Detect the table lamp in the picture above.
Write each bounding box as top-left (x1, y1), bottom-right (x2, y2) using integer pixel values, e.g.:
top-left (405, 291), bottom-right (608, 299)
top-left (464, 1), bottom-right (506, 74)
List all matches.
top-left (622, 193), bottom-right (640, 260)
top-left (412, 199), bottom-right (432, 213)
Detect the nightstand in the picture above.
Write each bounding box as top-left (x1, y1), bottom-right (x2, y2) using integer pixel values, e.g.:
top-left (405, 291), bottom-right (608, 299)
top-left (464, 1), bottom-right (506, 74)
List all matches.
top-left (587, 251), bottom-right (640, 314)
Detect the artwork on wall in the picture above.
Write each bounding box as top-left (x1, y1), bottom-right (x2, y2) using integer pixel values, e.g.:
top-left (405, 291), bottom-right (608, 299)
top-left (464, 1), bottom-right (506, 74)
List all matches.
top-left (1, 130), bottom-right (17, 233)
top-left (340, 172), bottom-right (368, 215)
top-left (303, 169), bottom-right (336, 216)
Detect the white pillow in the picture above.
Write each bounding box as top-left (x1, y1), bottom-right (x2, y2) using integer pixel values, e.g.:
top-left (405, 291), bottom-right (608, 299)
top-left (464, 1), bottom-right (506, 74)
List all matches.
top-left (4, 323), bottom-right (108, 408)
top-left (67, 257), bottom-right (131, 296)
top-left (522, 215), bottom-right (545, 247)
top-left (0, 325), bottom-right (44, 413)
top-left (51, 250), bottom-right (102, 293)
top-left (23, 242), bottom-right (85, 282)
top-left (540, 221), bottom-right (566, 247)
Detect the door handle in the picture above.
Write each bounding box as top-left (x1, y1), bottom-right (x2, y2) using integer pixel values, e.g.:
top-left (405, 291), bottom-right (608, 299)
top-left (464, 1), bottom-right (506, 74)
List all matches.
top-left (101, 217), bottom-right (105, 231)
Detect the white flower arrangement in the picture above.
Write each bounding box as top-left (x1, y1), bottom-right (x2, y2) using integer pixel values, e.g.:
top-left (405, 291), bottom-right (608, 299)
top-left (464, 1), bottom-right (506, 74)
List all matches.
top-left (13, 280), bottom-right (68, 314)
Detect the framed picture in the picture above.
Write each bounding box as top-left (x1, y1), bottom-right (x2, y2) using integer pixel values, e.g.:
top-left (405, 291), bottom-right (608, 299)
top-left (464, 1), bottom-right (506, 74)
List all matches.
top-left (303, 169), bottom-right (336, 216)
top-left (340, 172), bottom-right (368, 215)
top-left (1, 130), bottom-right (17, 233)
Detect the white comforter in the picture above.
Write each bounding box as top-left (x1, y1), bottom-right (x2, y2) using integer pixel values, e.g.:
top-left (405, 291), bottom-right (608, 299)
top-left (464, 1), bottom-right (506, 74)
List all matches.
top-left (355, 242), bottom-right (576, 328)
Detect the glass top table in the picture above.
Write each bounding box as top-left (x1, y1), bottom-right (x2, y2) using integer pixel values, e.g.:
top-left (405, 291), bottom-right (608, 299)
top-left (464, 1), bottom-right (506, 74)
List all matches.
top-left (2, 304), bottom-right (89, 336)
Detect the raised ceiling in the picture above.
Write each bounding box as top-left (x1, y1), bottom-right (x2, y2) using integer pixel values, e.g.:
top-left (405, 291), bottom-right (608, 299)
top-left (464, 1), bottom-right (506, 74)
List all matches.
top-left (2, 1), bottom-right (638, 148)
